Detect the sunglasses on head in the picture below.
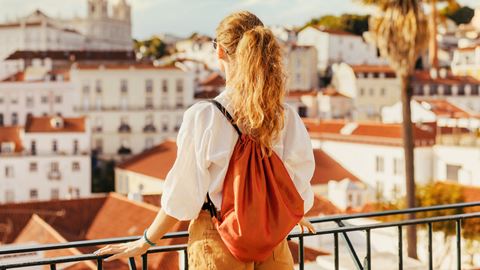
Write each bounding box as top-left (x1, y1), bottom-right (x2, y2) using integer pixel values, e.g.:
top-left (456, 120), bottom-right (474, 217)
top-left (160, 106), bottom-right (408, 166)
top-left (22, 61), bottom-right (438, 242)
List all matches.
top-left (212, 38), bottom-right (217, 50)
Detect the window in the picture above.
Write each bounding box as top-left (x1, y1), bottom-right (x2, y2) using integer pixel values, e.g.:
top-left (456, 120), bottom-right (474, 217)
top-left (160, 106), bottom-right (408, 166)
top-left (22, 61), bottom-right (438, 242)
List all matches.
top-left (31, 140), bottom-right (37, 155)
top-left (95, 79), bottom-right (102, 93)
top-left (5, 190), bottom-right (14, 203)
top-left (41, 95), bottom-right (49, 104)
top-left (393, 158), bottom-right (404, 175)
top-left (0, 113), bottom-right (3, 126)
top-left (359, 88), bottom-right (365, 96)
top-left (11, 97), bottom-right (18, 104)
top-left (68, 187), bottom-right (80, 198)
top-left (162, 115), bottom-right (169, 132)
top-left (375, 156), bottom-right (384, 173)
top-left (26, 96), bottom-right (34, 106)
top-left (29, 162), bottom-right (38, 172)
top-left (72, 161), bottom-right (80, 171)
top-left (176, 79), bottom-right (184, 93)
top-left (5, 166), bottom-right (14, 178)
top-left (0, 97), bottom-right (3, 104)
top-left (146, 79), bottom-right (153, 93)
top-left (162, 80), bottom-right (168, 93)
top-left (120, 79), bottom-right (128, 94)
top-left (145, 96), bottom-right (154, 109)
top-left (30, 189), bottom-right (38, 200)
top-left (369, 88), bottom-right (374, 96)
top-left (176, 96), bottom-right (184, 108)
top-left (52, 140), bottom-right (58, 153)
top-left (95, 138), bottom-right (103, 154)
top-left (73, 139), bottom-right (79, 154)
top-left (446, 164), bottom-right (461, 182)
top-left (82, 83), bottom-right (90, 94)
top-left (11, 113), bottom-right (18, 125)
top-left (55, 95), bottom-right (62, 104)
top-left (380, 88), bottom-right (386, 96)
top-left (51, 188), bottom-right (59, 200)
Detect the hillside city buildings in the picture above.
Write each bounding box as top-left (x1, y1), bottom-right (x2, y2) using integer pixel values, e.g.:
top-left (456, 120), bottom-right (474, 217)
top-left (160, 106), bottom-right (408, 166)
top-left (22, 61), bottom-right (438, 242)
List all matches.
top-left (1, 1), bottom-right (480, 268)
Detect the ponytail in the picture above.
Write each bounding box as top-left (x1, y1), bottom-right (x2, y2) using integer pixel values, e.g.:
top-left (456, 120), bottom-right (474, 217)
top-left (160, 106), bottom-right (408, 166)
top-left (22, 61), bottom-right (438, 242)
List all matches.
top-left (216, 12), bottom-right (286, 156)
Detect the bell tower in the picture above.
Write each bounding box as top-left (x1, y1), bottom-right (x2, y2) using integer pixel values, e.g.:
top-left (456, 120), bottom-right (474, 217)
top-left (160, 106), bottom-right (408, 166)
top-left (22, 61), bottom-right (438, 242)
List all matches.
top-left (113, 0), bottom-right (131, 22)
top-left (87, 0), bottom-right (108, 20)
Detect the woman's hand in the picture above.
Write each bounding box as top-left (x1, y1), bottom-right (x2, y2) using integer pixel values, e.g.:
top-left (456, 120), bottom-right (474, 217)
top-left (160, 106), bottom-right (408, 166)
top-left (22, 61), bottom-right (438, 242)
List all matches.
top-left (297, 217), bottom-right (316, 234)
top-left (93, 238), bottom-right (150, 262)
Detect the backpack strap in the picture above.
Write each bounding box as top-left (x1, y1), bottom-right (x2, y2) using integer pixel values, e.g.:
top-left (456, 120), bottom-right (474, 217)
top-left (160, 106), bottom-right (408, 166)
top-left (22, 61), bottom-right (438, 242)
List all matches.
top-left (208, 99), bottom-right (242, 136)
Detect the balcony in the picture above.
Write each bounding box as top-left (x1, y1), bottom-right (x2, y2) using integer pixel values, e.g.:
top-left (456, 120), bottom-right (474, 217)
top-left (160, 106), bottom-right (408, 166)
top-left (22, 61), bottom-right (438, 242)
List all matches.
top-left (1, 202), bottom-right (479, 269)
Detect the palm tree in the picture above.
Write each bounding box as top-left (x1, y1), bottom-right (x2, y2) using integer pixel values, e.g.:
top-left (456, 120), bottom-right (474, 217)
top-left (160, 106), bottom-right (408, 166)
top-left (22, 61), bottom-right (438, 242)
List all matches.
top-left (360, 0), bottom-right (429, 259)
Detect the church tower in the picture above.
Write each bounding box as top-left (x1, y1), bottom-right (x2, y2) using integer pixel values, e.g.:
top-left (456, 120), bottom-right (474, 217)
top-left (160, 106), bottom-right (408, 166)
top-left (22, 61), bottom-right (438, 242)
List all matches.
top-left (113, 0), bottom-right (131, 22)
top-left (87, 0), bottom-right (108, 20)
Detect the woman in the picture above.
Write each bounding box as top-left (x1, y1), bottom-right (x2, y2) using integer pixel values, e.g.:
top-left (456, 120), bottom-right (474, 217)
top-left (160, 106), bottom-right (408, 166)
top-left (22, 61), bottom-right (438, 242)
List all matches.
top-left (94, 11), bottom-right (315, 269)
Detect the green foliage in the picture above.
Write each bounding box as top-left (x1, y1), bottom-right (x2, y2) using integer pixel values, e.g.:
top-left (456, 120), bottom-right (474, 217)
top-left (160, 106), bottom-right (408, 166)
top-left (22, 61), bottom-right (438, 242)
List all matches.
top-left (302, 14), bottom-right (370, 36)
top-left (415, 182), bottom-right (464, 236)
top-left (134, 36), bottom-right (170, 60)
top-left (440, 4), bottom-right (475, 25)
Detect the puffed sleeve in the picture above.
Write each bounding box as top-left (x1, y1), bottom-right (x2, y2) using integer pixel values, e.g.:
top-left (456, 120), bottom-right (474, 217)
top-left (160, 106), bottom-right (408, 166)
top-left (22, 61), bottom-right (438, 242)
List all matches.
top-left (282, 104), bottom-right (315, 214)
top-left (160, 102), bottom-right (213, 220)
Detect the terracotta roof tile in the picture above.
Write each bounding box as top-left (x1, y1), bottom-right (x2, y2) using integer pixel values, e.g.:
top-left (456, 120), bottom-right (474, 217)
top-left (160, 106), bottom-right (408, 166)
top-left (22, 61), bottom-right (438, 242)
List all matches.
top-left (13, 214), bottom-right (95, 270)
top-left (25, 116), bottom-right (86, 133)
top-left (5, 50), bottom-right (135, 61)
top-left (199, 72), bottom-right (225, 87)
top-left (286, 89), bottom-right (317, 97)
top-left (415, 98), bottom-right (478, 119)
top-left (74, 63), bottom-right (179, 70)
top-left (117, 141), bottom-right (177, 180)
top-left (413, 70), bottom-right (480, 85)
top-left (351, 65), bottom-right (395, 74)
top-left (305, 195), bottom-right (342, 217)
top-left (0, 126), bottom-right (24, 153)
top-left (303, 119), bottom-right (437, 147)
top-left (311, 149), bottom-right (360, 185)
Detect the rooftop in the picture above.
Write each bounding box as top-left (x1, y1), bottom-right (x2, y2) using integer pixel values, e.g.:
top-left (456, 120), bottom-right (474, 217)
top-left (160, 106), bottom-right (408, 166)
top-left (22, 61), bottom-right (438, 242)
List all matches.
top-left (303, 119), bottom-right (437, 147)
top-left (0, 126), bottom-right (24, 153)
top-left (25, 116), bottom-right (86, 133)
top-left (117, 141), bottom-right (177, 180)
top-left (5, 50), bottom-right (136, 61)
top-left (311, 149), bottom-right (361, 185)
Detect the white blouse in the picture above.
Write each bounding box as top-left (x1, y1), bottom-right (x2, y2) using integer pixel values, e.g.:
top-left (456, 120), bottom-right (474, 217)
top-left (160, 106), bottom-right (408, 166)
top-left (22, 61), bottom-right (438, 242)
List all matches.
top-left (160, 88), bottom-right (315, 221)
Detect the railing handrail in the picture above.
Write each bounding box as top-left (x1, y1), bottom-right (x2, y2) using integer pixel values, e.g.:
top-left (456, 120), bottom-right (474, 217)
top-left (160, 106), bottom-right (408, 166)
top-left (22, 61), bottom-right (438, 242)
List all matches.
top-left (2, 201), bottom-right (480, 269)
top-left (308, 201), bottom-right (480, 223)
top-left (1, 202), bottom-right (478, 256)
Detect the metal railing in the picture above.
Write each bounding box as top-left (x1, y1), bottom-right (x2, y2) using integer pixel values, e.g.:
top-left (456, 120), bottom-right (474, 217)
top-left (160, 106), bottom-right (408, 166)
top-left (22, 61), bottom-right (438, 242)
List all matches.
top-left (2, 201), bottom-right (480, 270)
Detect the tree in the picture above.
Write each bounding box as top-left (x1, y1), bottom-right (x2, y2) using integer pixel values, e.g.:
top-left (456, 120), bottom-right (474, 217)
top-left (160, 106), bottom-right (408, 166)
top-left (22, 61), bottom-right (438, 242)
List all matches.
top-left (362, 0), bottom-right (429, 259)
top-left (302, 14), bottom-right (370, 36)
top-left (134, 36), bottom-right (169, 60)
top-left (440, 3), bottom-right (475, 25)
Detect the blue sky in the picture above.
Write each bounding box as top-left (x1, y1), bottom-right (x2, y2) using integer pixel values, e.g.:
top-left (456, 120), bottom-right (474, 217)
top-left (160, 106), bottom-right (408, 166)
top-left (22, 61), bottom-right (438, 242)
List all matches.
top-left (0, 0), bottom-right (478, 39)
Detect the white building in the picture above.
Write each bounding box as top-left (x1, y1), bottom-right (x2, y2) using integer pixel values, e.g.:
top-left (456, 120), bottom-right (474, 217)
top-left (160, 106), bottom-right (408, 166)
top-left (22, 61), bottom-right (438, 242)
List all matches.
top-left (115, 140), bottom-right (177, 197)
top-left (70, 63), bottom-right (194, 157)
top-left (285, 45), bottom-right (318, 91)
top-left (0, 116), bottom-right (91, 204)
top-left (331, 63), bottom-right (401, 121)
top-left (451, 45), bottom-right (480, 80)
top-left (0, 0), bottom-right (132, 61)
top-left (297, 26), bottom-right (386, 73)
top-left (174, 35), bottom-right (218, 70)
top-left (411, 69), bottom-right (480, 113)
top-left (304, 119), bottom-right (436, 201)
top-left (317, 88), bottom-right (353, 120)
top-left (0, 67), bottom-right (76, 126)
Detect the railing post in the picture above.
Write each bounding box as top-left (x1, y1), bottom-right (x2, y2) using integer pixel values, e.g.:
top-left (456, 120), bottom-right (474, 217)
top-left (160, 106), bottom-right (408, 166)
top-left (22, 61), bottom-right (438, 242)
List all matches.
top-left (428, 222), bottom-right (433, 270)
top-left (456, 219), bottom-right (462, 270)
top-left (96, 258), bottom-right (103, 270)
top-left (334, 232), bottom-right (339, 270)
top-left (298, 235), bottom-right (304, 270)
top-left (184, 249), bottom-right (189, 270)
top-left (128, 257), bottom-right (137, 270)
top-left (364, 229), bottom-right (371, 270)
top-left (398, 225), bottom-right (403, 270)
top-left (142, 253), bottom-right (148, 270)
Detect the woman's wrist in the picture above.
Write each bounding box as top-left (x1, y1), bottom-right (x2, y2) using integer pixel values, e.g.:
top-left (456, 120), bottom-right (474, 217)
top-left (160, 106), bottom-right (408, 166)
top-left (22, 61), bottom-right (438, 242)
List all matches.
top-left (142, 229), bottom-right (156, 247)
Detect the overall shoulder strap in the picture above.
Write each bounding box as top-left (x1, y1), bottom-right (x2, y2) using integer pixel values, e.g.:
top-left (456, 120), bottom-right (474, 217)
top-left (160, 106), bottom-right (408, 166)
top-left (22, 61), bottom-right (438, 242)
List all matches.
top-left (209, 99), bottom-right (242, 136)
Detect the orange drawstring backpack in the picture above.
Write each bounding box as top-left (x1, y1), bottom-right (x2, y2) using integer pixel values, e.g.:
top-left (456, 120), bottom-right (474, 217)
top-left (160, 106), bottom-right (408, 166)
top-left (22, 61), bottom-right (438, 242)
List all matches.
top-left (203, 99), bottom-right (304, 262)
